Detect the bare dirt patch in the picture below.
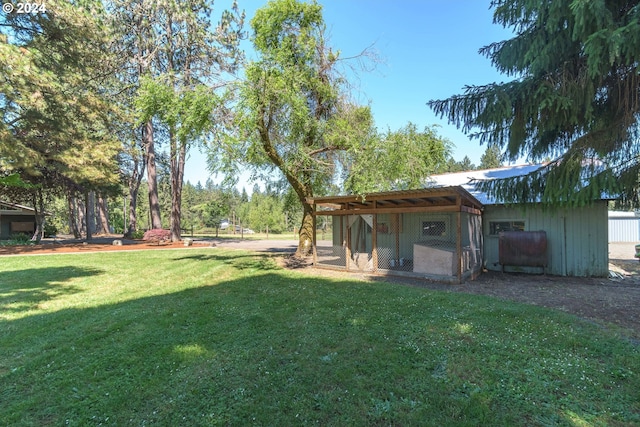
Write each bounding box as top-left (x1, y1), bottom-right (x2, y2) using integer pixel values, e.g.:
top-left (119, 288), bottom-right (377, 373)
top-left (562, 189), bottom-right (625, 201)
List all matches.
top-left (0, 235), bottom-right (213, 256)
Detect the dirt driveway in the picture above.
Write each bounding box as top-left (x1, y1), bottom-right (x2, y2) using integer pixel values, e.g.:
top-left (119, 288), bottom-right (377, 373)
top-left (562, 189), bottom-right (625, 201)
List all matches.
top-left (1, 236), bottom-right (639, 339)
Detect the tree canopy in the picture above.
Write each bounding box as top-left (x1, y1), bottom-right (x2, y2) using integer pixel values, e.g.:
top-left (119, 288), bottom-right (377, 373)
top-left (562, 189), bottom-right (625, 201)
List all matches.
top-left (429, 0), bottom-right (640, 206)
top-left (0, 1), bottom-right (121, 189)
top-left (217, 0), bottom-right (374, 255)
top-left (211, 0), bottom-right (454, 255)
top-left (345, 123), bottom-right (451, 193)
top-left (1, 0), bottom-right (122, 239)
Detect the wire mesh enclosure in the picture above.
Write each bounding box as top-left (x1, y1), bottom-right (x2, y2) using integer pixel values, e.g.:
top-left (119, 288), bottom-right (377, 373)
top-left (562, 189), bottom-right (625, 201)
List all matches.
top-left (311, 188), bottom-right (484, 283)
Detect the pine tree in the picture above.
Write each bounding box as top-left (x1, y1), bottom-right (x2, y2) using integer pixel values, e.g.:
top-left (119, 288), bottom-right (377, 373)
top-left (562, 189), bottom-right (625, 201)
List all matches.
top-left (479, 145), bottom-right (503, 169)
top-left (0, 0), bottom-right (121, 240)
top-left (429, 0), bottom-right (640, 206)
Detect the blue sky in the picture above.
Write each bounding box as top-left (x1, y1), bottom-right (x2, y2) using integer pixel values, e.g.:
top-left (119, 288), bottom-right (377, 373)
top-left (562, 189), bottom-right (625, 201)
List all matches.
top-left (183, 0), bottom-right (515, 188)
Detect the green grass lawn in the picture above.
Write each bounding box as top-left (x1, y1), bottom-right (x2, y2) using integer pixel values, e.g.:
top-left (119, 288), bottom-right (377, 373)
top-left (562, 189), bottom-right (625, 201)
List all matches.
top-left (1, 249), bottom-right (639, 426)
top-left (193, 231), bottom-right (299, 241)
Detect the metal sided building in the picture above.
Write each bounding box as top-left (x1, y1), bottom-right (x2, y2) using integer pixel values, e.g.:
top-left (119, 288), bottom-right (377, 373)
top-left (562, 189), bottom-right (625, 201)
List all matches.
top-left (608, 211), bottom-right (640, 242)
top-left (428, 164), bottom-right (609, 277)
top-left (309, 164), bottom-right (610, 280)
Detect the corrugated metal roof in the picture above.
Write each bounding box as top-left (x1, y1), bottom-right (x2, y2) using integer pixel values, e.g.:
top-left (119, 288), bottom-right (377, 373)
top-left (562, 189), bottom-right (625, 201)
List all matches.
top-left (426, 164), bottom-right (545, 205)
top-left (608, 211), bottom-right (640, 218)
top-left (313, 163), bottom-right (608, 208)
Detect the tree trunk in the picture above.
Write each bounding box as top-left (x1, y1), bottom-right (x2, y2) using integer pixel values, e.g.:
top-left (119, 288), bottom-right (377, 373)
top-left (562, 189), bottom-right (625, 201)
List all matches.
top-left (75, 195), bottom-right (86, 237)
top-left (169, 131), bottom-right (186, 242)
top-left (126, 142), bottom-right (146, 238)
top-left (96, 194), bottom-right (110, 234)
top-left (257, 112), bottom-right (314, 256)
top-left (297, 201), bottom-right (314, 257)
top-left (68, 190), bottom-right (81, 238)
top-left (144, 120), bottom-right (162, 229)
top-left (30, 189), bottom-right (45, 242)
top-left (85, 191), bottom-right (96, 241)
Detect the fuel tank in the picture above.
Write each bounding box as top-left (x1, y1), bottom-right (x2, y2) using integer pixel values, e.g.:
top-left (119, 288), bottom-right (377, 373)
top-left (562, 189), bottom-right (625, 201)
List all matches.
top-left (499, 230), bottom-right (548, 269)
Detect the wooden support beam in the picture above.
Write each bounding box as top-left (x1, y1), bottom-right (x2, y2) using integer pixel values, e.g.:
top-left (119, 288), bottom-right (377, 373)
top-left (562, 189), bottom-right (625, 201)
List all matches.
top-left (312, 204), bottom-right (318, 265)
top-left (345, 215), bottom-right (351, 271)
top-left (317, 205), bottom-right (461, 216)
top-left (456, 197), bottom-right (463, 284)
top-left (461, 205), bottom-right (482, 216)
top-left (372, 202), bottom-right (378, 273)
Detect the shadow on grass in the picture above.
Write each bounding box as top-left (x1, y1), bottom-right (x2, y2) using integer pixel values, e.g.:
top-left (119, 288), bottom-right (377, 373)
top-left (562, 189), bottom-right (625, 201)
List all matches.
top-left (172, 252), bottom-right (281, 271)
top-left (0, 266), bottom-right (103, 315)
top-left (1, 271), bottom-right (638, 426)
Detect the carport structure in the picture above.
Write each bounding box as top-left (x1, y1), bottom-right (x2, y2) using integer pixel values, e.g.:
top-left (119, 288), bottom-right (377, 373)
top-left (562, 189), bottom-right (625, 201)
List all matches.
top-left (308, 186), bottom-right (484, 283)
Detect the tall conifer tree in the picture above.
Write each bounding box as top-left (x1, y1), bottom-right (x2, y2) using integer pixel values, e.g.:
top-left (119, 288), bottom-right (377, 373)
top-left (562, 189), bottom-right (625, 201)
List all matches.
top-left (429, 0), bottom-right (640, 206)
top-left (0, 0), bottom-right (121, 240)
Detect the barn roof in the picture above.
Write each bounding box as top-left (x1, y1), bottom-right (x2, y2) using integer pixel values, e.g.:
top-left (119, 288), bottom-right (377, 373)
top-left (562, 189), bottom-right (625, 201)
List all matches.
top-left (426, 164), bottom-right (545, 205)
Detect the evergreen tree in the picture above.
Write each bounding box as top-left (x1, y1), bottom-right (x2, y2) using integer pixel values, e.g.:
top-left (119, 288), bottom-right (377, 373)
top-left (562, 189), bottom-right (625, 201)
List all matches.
top-left (0, 0), bottom-right (121, 240)
top-left (445, 156), bottom-right (476, 173)
top-left (429, 0), bottom-right (640, 206)
top-left (115, 0), bottom-right (244, 240)
top-left (479, 144), bottom-right (503, 170)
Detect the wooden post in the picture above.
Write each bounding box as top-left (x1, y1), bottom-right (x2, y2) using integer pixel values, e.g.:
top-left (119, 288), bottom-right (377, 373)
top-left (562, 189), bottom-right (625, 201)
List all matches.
top-left (456, 198), bottom-right (463, 283)
top-left (345, 214), bottom-right (351, 271)
top-left (372, 203), bottom-right (378, 272)
top-left (312, 205), bottom-right (317, 265)
top-left (394, 213), bottom-right (400, 265)
top-left (340, 215), bottom-right (344, 267)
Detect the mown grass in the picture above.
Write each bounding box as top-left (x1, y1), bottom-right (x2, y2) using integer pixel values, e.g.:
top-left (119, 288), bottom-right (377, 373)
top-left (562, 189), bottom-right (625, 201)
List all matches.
top-left (1, 249), bottom-right (639, 426)
top-left (194, 231), bottom-right (298, 241)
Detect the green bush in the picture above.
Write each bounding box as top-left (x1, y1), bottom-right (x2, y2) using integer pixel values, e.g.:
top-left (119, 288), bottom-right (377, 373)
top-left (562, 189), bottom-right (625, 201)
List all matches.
top-left (44, 223), bottom-right (58, 237)
top-left (9, 232), bottom-right (30, 243)
top-left (1, 233), bottom-right (35, 246)
top-left (130, 230), bottom-right (145, 239)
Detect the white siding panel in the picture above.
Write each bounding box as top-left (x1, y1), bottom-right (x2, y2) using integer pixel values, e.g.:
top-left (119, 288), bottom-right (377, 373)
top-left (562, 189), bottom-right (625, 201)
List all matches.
top-left (608, 218), bottom-right (640, 242)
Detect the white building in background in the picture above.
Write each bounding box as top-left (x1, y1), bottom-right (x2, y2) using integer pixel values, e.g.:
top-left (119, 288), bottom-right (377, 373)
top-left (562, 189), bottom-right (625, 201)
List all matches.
top-left (608, 211), bottom-right (640, 242)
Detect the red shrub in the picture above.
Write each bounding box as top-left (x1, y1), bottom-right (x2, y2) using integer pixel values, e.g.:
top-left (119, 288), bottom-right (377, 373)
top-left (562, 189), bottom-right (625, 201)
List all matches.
top-left (142, 229), bottom-right (171, 241)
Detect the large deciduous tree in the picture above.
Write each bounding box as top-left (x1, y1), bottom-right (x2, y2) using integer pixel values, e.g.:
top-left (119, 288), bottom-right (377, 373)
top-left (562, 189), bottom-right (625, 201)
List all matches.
top-left (222, 0), bottom-right (374, 256)
top-left (429, 0), bottom-right (640, 206)
top-left (344, 123), bottom-right (451, 193)
top-left (129, 0), bottom-right (244, 241)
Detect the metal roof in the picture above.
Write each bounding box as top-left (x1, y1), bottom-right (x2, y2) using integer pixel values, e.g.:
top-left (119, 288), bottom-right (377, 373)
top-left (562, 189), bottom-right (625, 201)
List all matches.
top-left (425, 164), bottom-right (545, 205)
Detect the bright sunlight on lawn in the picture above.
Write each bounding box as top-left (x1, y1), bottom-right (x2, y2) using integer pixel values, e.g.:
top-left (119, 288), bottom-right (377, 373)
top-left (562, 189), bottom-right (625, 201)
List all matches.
top-left (1, 249), bottom-right (639, 426)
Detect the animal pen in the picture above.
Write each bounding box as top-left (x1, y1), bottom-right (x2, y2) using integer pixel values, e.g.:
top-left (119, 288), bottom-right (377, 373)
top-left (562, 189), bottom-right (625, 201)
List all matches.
top-left (308, 187), bottom-right (484, 283)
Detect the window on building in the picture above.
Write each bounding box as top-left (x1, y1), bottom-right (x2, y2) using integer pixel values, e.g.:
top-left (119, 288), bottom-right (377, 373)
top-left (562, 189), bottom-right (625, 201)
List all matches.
top-left (489, 220), bottom-right (525, 235)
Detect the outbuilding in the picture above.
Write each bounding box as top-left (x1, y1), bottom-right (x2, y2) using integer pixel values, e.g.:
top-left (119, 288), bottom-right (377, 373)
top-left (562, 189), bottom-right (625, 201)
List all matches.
top-left (608, 211), bottom-right (640, 242)
top-left (309, 164), bottom-right (610, 281)
top-left (309, 186), bottom-right (484, 284)
top-left (0, 201), bottom-right (37, 239)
